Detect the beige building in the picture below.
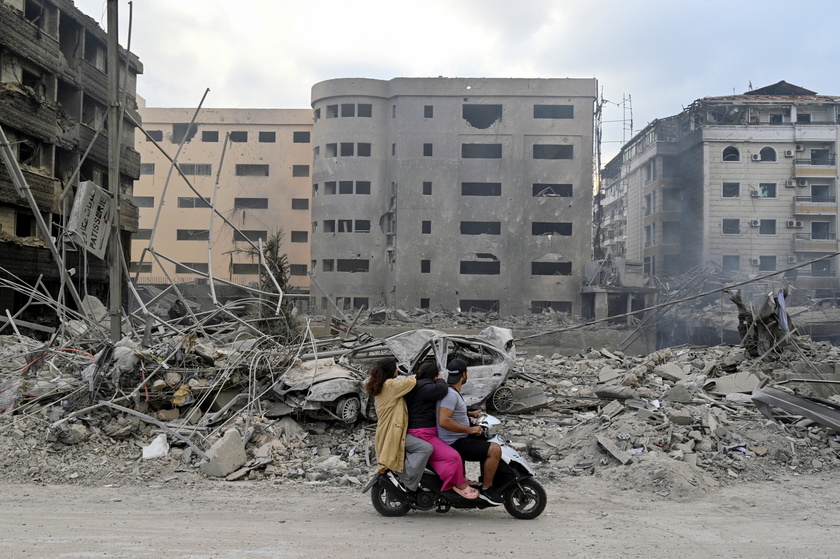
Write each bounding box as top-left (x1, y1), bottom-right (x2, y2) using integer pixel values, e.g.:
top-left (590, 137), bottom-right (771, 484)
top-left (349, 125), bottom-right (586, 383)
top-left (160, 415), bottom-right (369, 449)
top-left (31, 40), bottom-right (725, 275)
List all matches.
top-left (132, 101), bottom-right (313, 294)
top-left (599, 81), bottom-right (839, 297)
top-left (310, 77), bottom-right (598, 315)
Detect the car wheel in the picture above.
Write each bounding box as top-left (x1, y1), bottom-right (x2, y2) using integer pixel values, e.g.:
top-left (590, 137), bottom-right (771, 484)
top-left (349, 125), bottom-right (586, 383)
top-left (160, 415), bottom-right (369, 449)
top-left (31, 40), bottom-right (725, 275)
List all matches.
top-left (490, 386), bottom-right (514, 413)
top-left (336, 395), bottom-right (361, 424)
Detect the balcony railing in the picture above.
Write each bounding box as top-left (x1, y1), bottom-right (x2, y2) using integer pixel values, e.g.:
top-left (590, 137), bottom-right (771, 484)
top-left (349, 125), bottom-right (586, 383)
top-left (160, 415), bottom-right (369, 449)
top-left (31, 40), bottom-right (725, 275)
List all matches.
top-left (794, 196), bottom-right (836, 204)
top-left (794, 157), bottom-right (836, 166)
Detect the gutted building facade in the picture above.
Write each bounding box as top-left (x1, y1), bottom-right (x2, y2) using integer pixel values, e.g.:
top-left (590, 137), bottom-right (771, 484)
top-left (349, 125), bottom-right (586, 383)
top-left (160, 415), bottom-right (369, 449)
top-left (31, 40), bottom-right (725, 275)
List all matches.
top-left (132, 102), bottom-right (313, 294)
top-left (310, 77), bottom-right (598, 315)
top-left (599, 82), bottom-right (840, 297)
top-left (0, 0), bottom-right (142, 313)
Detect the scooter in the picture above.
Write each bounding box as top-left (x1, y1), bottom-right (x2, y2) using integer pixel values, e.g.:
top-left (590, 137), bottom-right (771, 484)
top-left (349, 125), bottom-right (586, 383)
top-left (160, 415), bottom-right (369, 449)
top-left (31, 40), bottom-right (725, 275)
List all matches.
top-left (362, 414), bottom-right (547, 520)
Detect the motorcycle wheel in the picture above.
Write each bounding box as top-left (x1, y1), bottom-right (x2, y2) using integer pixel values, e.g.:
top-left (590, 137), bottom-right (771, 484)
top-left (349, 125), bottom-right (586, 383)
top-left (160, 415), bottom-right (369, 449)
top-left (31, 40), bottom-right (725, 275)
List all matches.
top-left (503, 478), bottom-right (547, 520)
top-left (370, 482), bottom-right (411, 517)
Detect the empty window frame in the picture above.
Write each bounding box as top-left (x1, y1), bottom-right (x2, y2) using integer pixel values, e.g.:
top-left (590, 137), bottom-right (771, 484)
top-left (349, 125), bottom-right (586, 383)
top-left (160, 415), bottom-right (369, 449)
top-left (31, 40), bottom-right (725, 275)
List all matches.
top-left (179, 163), bottom-right (212, 176)
top-left (459, 299), bottom-right (500, 312)
top-left (532, 183), bottom-right (572, 197)
top-left (175, 262), bottom-right (209, 274)
top-left (462, 104), bottom-right (502, 128)
top-left (336, 259), bottom-right (369, 273)
top-left (171, 123), bottom-right (198, 144)
top-left (423, 181), bottom-right (432, 195)
top-left (229, 131), bottom-right (248, 142)
top-left (291, 199), bottom-right (309, 210)
top-left (357, 143), bottom-right (372, 157)
top-left (289, 264), bottom-right (308, 276)
top-left (424, 105), bottom-right (434, 118)
top-left (202, 130), bottom-right (219, 142)
top-left (323, 220), bottom-right (335, 233)
top-left (531, 300), bottom-right (572, 314)
top-left (326, 143), bottom-right (338, 157)
top-left (797, 113), bottom-right (812, 123)
top-left (146, 130), bottom-right (163, 142)
top-left (722, 219), bottom-right (740, 235)
top-left (460, 261), bottom-right (500, 275)
top-left (355, 220), bottom-right (371, 232)
top-left (177, 196), bottom-right (211, 208)
top-left (140, 163), bottom-right (155, 175)
top-left (531, 262), bottom-right (572, 275)
top-left (758, 183), bottom-right (777, 198)
top-left (722, 146), bottom-right (740, 161)
top-left (231, 263), bottom-right (260, 275)
top-left (461, 182), bottom-right (501, 196)
top-left (532, 222), bottom-right (572, 236)
top-left (420, 298), bottom-right (430, 309)
top-left (358, 104), bottom-right (372, 117)
top-left (341, 104), bottom-right (355, 117)
top-left (234, 197), bottom-right (268, 209)
top-left (133, 229), bottom-right (152, 240)
top-left (292, 165), bottom-right (310, 177)
top-left (176, 229), bottom-right (210, 241)
top-left (340, 142), bottom-right (354, 156)
top-left (759, 256), bottom-right (777, 271)
top-left (339, 181), bottom-right (354, 194)
top-left (293, 131), bottom-right (310, 143)
top-left (421, 221), bottom-right (431, 234)
top-left (722, 255), bottom-right (740, 271)
top-left (326, 105), bottom-right (339, 118)
top-left (722, 182), bottom-right (740, 198)
top-left (133, 196), bottom-right (154, 207)
top-left (533, 105), bottom-right (574, 119)
top-left (338, 219), bottom-right (353, 233)
top-left (356, 181), bottom-right (371, 194)
top-left (313, 108), bottom-right (321, 121)
top-left (758, 219), bottom-right (776, 235)
top-left (461, 221), bottom-right (501, 235)
top-left (130, 262), bottom-right (152, 273)
top-left (421, 259), bottom-right (430, 273)
top-left (533, 144), bottom-right (573, 159)
top-left (259, 131), bottom-right (276, 143)
top-left (233, 230), bottom-right (268, 242)
top-left (290, 231), bottom-right (308, 243)
top-left (461, 143), bottom-right (502, 158)
top-left (759, 147), bottom-right (777, 161)
top-left (423, 143), bottom-right (433, 156)
top-left (235, 164), bottom-right (269, 176)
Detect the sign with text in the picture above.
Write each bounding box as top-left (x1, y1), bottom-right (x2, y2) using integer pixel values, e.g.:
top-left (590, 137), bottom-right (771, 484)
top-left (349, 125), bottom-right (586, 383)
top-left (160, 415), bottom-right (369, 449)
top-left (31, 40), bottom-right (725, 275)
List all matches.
top-left (67, 181), bottom-right (114, 260)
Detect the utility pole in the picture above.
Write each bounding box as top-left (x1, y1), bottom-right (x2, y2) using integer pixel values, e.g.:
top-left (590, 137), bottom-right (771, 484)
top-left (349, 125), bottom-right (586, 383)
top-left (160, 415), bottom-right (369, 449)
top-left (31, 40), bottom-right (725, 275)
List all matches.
top-left (107, 0), bottom-right (122, 341)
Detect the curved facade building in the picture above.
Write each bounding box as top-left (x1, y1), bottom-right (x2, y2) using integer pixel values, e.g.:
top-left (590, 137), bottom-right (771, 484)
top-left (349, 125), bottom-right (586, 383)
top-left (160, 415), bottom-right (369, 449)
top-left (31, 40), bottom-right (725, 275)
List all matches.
top-left (311, 77), bottom-right (597, 315)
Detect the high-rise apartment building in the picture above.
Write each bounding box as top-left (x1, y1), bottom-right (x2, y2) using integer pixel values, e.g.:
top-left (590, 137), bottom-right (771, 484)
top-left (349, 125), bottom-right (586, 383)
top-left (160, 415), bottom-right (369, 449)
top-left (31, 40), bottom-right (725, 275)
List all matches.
top-left (132, 102), bottom-right (313, 294)
top-left (310, 77), bottom-right (597, 315)
top-left (0, 0), bottom-right (142, 312)
top-left (599, 81), bottom-right (840, 297)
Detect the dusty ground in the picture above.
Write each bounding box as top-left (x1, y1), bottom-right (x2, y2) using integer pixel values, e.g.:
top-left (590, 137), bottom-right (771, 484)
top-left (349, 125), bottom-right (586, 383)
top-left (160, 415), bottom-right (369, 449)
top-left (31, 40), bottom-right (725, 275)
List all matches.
top-left (2, 474), bottom-right (838, 559)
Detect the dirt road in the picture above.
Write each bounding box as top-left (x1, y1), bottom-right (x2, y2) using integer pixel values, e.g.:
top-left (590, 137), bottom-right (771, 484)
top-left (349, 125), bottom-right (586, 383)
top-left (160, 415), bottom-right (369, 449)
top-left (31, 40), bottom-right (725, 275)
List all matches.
top-left (2, 473), bottom-right (838, 559)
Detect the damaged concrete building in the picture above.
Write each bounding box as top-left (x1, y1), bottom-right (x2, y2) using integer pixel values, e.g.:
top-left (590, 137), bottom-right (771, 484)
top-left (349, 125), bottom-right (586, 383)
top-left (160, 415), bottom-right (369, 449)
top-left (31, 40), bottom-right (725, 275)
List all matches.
top-left (598, 81), bottom-right (840, 297)
top-left (0, 0), bottom-right (142, 316)
top-left (310, 77), bottom-right (598, 315)
top-left (131, 101), bottom-right (313, 295)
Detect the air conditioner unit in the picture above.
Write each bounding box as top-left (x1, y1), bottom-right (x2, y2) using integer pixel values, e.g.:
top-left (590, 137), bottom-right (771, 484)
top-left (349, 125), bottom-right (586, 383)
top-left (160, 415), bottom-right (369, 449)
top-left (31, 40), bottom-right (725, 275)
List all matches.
top-left (750, 258), bottom-right (760, 265)
top-left (798, 179), bottom-right (808, 187)
top-left (784, 149), bottom-right (795, 157)
top-left (787, 256), bottom-right (798, 264)
top-left (786, 220), bottom-right (803, 228)
top-left (750, 219), bottom-right (761, 227)
top-left (795, 144), bottom-right (804, 151)
top-left (750, 190), bottom-right (760, 197)
top-left (751, 154), bottom-right (761, 161)
top-left (785, 180), bottom-right (797, 187)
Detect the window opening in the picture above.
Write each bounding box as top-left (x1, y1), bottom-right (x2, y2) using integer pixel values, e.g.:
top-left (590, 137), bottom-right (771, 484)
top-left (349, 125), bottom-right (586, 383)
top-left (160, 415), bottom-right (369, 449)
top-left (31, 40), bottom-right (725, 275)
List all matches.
top-left (462, 104), bottom-right (502, 128)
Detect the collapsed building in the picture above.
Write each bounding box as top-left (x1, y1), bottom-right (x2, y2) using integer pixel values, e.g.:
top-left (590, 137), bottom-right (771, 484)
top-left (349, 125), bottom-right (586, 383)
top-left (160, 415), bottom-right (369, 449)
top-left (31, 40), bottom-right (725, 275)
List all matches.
top-left (0, 0), bottom-right (143, 321)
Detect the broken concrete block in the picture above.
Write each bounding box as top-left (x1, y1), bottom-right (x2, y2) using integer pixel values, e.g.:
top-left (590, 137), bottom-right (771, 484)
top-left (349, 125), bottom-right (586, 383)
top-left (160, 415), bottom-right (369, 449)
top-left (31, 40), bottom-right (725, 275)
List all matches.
top-left (595, 434), bottom-right (632, 465)
top-left (156, 408), bottom-right (179, 421)
top-left (654, 362), bottom-right (685, 383)
top-left (704, 372), bottom-right (762, 396)
top-left (667, 409), bottom-right (694, 425)
top-left (278, 416), bottom-right (306, 442)
top-left (594, 385), bottom-right (636, 400)
top-left (142, 433), bottom-right (169, 459)
top-left (369, 310), bottom-right (387, 324)
top-left (200, 429), bottom-right (247, 477)
top-left (598, 366), bottom-right (622, 384)
top-left (663, 384), bottom-right (694, 403)
top-left (599, 400), bottom-right (625, 419)
top-left (394, 309), bottom-right (410, 322)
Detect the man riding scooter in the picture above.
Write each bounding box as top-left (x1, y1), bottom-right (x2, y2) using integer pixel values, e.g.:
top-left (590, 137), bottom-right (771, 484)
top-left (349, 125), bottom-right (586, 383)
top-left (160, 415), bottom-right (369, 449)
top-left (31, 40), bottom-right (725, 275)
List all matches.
top-left (437, 359), bottom-right (504, 506)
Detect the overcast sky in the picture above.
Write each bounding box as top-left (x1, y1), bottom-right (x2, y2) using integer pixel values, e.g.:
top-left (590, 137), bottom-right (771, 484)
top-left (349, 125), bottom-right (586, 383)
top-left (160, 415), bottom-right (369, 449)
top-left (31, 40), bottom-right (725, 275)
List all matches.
top-left (75, 0), bottom-right (840, 163)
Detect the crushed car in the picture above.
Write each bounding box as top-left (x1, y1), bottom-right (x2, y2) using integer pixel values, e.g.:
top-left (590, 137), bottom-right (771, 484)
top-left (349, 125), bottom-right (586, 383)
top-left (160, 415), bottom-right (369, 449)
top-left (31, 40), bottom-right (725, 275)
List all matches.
top-left (272, 326), bottom-right (516, 423)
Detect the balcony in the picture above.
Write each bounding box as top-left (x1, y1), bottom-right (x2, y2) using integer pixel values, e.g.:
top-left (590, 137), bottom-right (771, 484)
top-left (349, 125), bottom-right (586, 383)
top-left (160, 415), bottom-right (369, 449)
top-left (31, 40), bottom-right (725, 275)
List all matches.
top-left (793, 196), bottom-right (837, 216)
top-left (793, 156), bottom-right (837, 178)
top-left (793, 232), bottom-right (838, 252)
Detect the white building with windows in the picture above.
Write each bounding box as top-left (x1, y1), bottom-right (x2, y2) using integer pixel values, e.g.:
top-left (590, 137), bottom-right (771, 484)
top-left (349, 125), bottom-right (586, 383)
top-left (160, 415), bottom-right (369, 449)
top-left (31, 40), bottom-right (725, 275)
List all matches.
top-left (132, 100), bottom-right (313, 293)
top-left (599, 81), bottom-right (839, 297)
top-left (310, 77), bottom-right (598, 315)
